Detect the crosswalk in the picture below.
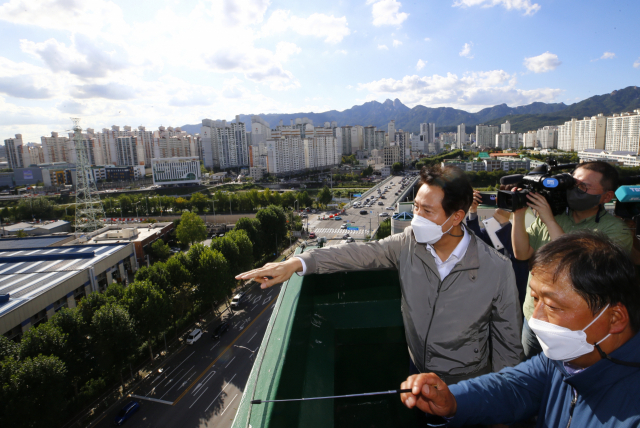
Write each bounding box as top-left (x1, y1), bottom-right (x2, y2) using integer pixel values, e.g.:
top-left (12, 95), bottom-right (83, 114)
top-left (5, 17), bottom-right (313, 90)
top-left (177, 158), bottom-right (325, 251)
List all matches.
top-left (313, 228), bottom-right (370, 235)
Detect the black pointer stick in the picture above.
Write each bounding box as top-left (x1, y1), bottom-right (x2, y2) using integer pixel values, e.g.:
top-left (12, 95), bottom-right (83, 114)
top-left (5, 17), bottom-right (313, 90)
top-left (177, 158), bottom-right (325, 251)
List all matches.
top-left (251, 389), bottom-right (413, 405)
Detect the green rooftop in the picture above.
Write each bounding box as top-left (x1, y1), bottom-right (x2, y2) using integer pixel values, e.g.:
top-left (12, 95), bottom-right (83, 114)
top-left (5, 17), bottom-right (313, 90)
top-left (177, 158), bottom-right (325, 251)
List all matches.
top-left (232, 246), bottom-right (415, 428)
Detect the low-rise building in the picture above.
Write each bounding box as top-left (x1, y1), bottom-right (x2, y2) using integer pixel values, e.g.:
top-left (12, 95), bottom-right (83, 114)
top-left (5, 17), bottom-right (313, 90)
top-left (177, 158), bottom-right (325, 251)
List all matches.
top-left (151, 157), bottom-right (201, 186)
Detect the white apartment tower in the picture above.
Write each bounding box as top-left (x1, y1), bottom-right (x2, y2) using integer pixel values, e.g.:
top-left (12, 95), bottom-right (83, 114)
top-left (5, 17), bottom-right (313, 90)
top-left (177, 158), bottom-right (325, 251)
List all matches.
top-left (501, 121), bottom-right (511, 134)
top-left (557, 118), bottom-right (578, 152)
top-left (420, 123), bottom-right (436, 146)
top-left (523, 131), bottom-right (538, 149)
top-left (24, 143), bottom-right (45, 166)
top-left (266, 129), bottom-right (305, 174)
top-left (495, 132), bottom-right (519, 150)
top-left (201, 116), bottom-right (249, 169)
top-left (574, 115), bottom-right (607, 152)
top-left (4, 134), bottom-right (24, 169)
top-left (388, 120), bottom-right (395, 147)
top-left (605, 111), bottom-right (640, 153)
top-left (133, 126), bottom-right (155, 162)
top-left (42, 132), bottom-right (71, 164)
top-left (363, 126), bottom-right (376, 152)
top-left (457, 123), bottom-right (467, 148)
top-left (537, 126), bottom-right (558, 149)
top-left (475, 125), bottom-right (500, 148)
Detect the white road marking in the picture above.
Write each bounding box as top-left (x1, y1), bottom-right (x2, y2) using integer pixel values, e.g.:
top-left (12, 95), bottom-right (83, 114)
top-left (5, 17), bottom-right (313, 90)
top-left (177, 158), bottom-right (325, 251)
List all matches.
top-left (160, 365), bottom-right (196, 399)
top-left (192, 370), bottom-right (217, 395)
top-left (189, 387), bottom-right (209, 409)
top-left (225, 357), bottom-right (236, 368)
top-left (262, 296), bottom-right (272, 305)
top-left (219, 394), bottom-right (239, 416)
top-left (247, 333), bottom-right (257, 343)
top-left (129, 395), bottom-right (174, 405)
top-left (204, 374), bottom-right (236, 412)
top-left (210, 342), bottom-right (220, 351)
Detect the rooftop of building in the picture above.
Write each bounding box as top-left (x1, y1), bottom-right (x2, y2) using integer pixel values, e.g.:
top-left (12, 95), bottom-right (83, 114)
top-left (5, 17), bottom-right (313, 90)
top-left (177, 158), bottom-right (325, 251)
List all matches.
top-left (65, 222), bottom-right (174, 246)
top-left (0, 235), bottom-right (71, 250)
top-left (0, 243), bottom-right (129, 319)
top-left (4, 220), bottom-right (69, 232)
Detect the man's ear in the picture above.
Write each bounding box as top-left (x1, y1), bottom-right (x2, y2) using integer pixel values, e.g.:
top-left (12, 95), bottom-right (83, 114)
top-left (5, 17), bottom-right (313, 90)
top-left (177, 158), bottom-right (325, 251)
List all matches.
top-left (602, 190), bottom-right (615, 204)
top-left (452, 209), bottom-right (466, 226)
top-left (608, 302), bottom-right (630, 335)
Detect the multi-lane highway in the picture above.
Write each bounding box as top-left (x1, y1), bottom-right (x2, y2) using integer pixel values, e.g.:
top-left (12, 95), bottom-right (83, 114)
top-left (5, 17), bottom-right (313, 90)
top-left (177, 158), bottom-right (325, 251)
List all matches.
top-left (93, 284), bottom-right (280, 428)
top-left (307, 174), bottom-right (417, 244)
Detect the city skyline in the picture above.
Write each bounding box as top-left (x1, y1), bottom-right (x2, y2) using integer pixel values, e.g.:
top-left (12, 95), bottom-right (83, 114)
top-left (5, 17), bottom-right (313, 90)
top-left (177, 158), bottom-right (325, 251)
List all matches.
top-left (1, 0), bottom-right (639, 143)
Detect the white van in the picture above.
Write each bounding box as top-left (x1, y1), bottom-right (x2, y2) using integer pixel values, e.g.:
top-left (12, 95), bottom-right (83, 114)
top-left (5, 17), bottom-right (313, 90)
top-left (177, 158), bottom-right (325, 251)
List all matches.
top-left (186, 329), bottom-right (203, 345)
top-left (231, 292), bottom-right (245, 309)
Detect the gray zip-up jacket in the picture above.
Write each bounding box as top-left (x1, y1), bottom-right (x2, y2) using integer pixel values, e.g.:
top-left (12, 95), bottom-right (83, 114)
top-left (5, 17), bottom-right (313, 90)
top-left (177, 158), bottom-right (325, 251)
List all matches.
top-left (297, 226), bottom-right (523, 383)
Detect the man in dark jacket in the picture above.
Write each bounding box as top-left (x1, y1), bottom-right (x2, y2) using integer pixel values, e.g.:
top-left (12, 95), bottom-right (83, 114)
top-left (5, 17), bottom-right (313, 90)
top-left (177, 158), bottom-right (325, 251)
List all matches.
top-left (400, 231), bottom-right (640, 427)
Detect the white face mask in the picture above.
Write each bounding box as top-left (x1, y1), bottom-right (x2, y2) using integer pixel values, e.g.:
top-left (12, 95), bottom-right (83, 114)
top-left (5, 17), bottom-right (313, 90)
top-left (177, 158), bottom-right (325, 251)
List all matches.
top-left (528, 304), bottom-right (611, 362)
top-left (411, 213), bottom-right (454, 245)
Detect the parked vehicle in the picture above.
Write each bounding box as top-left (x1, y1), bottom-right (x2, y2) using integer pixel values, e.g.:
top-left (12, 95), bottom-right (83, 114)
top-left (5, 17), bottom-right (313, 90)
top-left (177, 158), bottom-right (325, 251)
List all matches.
top-left (231, 292), bottom-right (246, 309)
top-left (186, 329), bottom-right (203, 345)
top-left (309, 232), bottom-right (317, 239)
top-left (212, 322), bottom-right (230, 339)
top-left (114, 401), bottom-right (140, 426)
top-left (334, 216), bottom-right (342, 220)
top-left (359, 210), bottom-right (368, 215)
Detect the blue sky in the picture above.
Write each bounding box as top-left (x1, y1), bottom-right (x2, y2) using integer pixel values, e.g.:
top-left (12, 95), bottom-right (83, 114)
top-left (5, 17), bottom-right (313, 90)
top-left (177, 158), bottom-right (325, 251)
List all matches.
top-left (0, 0), bottom-right (638, 142)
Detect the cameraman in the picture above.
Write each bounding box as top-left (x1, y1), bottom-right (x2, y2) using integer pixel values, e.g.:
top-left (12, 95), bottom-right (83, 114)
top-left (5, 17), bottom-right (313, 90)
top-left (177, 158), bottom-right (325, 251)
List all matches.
top-left (512, 161), bottom-right (633, 358)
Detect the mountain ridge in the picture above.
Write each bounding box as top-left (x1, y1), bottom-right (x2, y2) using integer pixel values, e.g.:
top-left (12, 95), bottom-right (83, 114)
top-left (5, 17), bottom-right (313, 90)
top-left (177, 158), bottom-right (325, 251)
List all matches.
top-left (180, 86), bottom-right (640, 135)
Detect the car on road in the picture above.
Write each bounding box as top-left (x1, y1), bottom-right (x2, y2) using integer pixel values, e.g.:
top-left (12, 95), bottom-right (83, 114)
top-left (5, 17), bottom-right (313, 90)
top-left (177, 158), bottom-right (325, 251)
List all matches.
top-left (359, 210), bottom-right (368, 215)
top-left (380, 195), bottom-right (386, 199)
top-left (386, 206), bottom-right (394, 210)
top-left (231, 292), bottom-right (246, 309)
top-left (340, 224), bottom-right (347, 229)
top-left (170, 247), bottom-right (180, 254)
top-left (379, 212), bottom-right (389, 217)
top-left (346, 237), bottom-right (355, 243)
top-left (212, 322), bottom-right (230, 339)
top-left (378, 201), bottom-right (384, 205)
top-left (301, 213), bottom-right (308, 218)
top-left (342, 233), bottom-right (350, 239)
top-left (309, 232), bottom-right (317, 239)
top-left (187, 329), bottom-right (203, 345)
top-left (334, 216), bottom-right (342, 220)
top-left (114, 401), bottom-right (140, 426)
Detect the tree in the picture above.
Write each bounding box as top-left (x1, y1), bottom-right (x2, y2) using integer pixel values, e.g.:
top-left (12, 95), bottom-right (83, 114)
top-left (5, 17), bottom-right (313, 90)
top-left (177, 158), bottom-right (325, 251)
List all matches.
top-left (194, 247), bottom-right (230, 313)
top-left (296, 191), bottom-right (313, 208)
top-left (174, 197), bottom-right (189, 213)
top-left (376, 218), bottom-right (392, 240)
top-left (0, 355), bottom-right (68, 428)
top-left (49, 308), bottom-right (90, 395)
top-left (0, 335), bottom-right (19, 360)
top-left (150, 239), bottom-right (171, 261)
top-left (210, 236), bottom-right (240, 279)
top-left (190, 192), bottom-right (208, 213)
top-left (234, 217), bottom-right (264, 259)
top-left (90, 303), bottom-right (137, 388)
top-left (256, 205), bottom-right (288, 255)
top-left (77, 291), bottom-right (114, 325)
top-left (361, 166), bottom-right (374, 177)
top-left (134, 262), bottom-right (171, 294)
top-left (176, 211), bottom-right (207, 245)
top-left (123, 281), bottom-right (171, 361)
top-left (225, 229), bottom-right (253, 273)
top-left (317, 186), bottom-right (333, 207)
top-left (17, 196), bottom-right (54, 220)
top-left (15, 229), bottom-right (27, 238)
top-left (19, 322), bottom-right (68, 361)
top-left (280, 191), bottom-right (296, 208)
top-left (392, 162), bottom-right (404, 174)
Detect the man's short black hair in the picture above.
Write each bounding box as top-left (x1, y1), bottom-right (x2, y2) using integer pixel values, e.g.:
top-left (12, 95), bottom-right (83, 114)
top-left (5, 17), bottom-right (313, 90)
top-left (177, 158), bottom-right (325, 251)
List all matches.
top-left (576, 161), bottom-right (619, 192)
top-left (419, 165), bottom-right (473, 216)
top-left (529, 231), bottom-right (640, 332)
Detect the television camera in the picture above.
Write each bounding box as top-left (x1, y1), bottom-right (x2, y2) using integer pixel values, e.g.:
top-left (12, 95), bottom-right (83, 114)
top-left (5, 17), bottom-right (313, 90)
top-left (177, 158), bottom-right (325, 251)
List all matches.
top-left (496, 159), bottom-right (577, 216)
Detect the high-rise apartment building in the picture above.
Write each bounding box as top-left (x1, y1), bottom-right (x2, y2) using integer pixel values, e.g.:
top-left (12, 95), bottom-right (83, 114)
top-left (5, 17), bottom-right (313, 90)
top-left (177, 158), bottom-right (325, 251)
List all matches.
top-left (337, 126), bottom-right (354, 156)
top-left (304, 136), bottom-right (338, 170)
top-left (4, 134), bottom-right (24, 169)
top-left (201, 116), bottom-right (249, 169)
top-left (42, 132), bottom-right (71, 164)
top-left (98, 126), bottom-right (131, 165)
top-left (501, 121), bottom-right (511, 134)
top-left (537, 126), bottom-right (558, 149)
top-left (457, 123), bottom-right (467, 148)
top-left (132, 126), bottom-right (155, 162)
top-left (388, 120), bottom-right (395, 147)
top-left (266, 131), bottom-right (305, 175)
top-left (24, 143), bottom-right (45, 166)
top-left (557, 118), bottom-right (577, 152)
top-left (605, 110), bottom-right (640, 153)
top-left (495, 132), bottom-right (519, 149)
top-left (116, 136), bottom-right (145, 167)
top-left (574, 115), bottom-right (607, 152)
top-left (363, 126), bottom-right (376, 151)
top-left (475, 125), bottom-right (500, 148)
top-left (383, 145), bottom-right (400, 166)
top-left (523, 131), bottom-right (538, 149)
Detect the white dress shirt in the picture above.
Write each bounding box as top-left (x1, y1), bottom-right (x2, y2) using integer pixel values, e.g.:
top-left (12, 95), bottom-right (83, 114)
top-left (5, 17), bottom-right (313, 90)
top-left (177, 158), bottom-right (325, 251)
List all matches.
top-left (426, 225), bottom-right (471, 281)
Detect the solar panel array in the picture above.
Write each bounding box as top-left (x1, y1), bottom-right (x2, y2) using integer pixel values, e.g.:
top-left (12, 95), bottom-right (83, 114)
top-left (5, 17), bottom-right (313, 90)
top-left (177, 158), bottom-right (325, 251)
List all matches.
top-left (0, 236), bottom-right (69, 250)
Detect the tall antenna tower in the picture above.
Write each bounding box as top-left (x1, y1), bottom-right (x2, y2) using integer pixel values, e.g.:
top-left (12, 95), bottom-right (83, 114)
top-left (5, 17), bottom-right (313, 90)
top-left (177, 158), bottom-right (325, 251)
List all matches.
top-left (71, 117), bottom-right (106, 233)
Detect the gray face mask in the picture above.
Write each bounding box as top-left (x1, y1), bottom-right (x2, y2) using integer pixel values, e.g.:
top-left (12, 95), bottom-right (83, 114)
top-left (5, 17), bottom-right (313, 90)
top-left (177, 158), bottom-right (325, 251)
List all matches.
top-left (566, 187), bottom-right (602, 211)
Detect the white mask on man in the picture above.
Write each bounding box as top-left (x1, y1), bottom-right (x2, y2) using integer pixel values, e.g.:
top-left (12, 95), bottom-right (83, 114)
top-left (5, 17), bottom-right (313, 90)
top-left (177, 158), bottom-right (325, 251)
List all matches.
top-left (528, 304), bottom-right (610, 362)
top-left (411, 213), bottom-right (454, 245)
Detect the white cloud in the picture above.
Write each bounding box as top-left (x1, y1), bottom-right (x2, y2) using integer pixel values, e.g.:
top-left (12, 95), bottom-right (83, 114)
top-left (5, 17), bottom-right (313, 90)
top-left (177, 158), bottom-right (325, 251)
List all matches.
top-left (214, 0), bottom-right (271, 26)
top-left (600, 52), bottom-right (616, 60)
top-left (366, 0), bottom-right (409, 27)
top-left (346, 85), bottom-right (353, 89)
top-left (261, 10), bottom-right (350, 44)
top-left (634, 58), bottom-right (640, 69)
top-left (378, 44), bottom-right (389, 50)
top-left (0, 0), bottom-right (127, 34)
top-left (357, 70), bottom-right (562, 111)
top-left (416, 59), bottom-right (427, 70)
top-left (20, 36), bottom-right (130, 79)
top-left (524, 52), bottom-right (561, 73)
top-left (453, 0), bottom-right (540, 16)
top-left (393, 40), bottom-right (403, 48)
top-left (424, 37), bottom-right (431, 42)
top-left (71, 83), bottom-right (137, 100)
top-left (336, 50), bottom-right (348, 55)
top-left (459, 42), bottom-right (474, 59)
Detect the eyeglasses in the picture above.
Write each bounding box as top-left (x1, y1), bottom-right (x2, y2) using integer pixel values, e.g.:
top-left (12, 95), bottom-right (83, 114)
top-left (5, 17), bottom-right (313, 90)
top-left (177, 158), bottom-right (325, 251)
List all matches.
top-left (574, 180), bottom-right (592, 194)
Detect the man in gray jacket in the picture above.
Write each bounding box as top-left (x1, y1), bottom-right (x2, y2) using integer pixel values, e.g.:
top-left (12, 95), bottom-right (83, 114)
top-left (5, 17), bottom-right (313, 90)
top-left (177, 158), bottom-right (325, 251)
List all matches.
top-left (236, 165), bottom-right (523, 384)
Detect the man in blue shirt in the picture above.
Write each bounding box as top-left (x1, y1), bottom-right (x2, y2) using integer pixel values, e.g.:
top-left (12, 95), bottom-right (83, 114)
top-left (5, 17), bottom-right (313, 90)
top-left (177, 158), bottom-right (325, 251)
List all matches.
top-left (400, 231), bottom-right (640, 427)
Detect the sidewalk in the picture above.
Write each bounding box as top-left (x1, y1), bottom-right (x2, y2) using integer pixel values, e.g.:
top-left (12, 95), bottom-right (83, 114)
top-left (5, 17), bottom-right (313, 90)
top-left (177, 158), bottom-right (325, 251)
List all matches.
top-left (62, 240), bottom-right (302, 428)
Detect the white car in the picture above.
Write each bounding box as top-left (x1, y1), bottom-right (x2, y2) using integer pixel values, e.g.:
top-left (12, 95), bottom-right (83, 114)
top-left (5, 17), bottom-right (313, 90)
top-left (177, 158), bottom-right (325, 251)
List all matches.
top-left (379, 212), bottom-right (389, 217)
top-left (186, 329), bottom-right (203, 345)
top-left (340, 224), bottom-right (347, 229)
top-left (386, 206), bottom-right (394, 210)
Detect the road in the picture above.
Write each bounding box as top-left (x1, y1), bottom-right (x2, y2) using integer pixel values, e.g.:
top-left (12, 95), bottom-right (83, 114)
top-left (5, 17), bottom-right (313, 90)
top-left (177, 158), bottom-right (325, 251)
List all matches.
top-left (94, 284), bottom-right (281, 428)
top-left (306, 175), bottom-right (417, 244)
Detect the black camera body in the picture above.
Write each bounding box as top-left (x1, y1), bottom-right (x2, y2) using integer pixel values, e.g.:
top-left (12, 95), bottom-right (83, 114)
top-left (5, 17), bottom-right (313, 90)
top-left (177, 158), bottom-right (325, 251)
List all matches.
top-left (497, 161), bottom-right (577, 216)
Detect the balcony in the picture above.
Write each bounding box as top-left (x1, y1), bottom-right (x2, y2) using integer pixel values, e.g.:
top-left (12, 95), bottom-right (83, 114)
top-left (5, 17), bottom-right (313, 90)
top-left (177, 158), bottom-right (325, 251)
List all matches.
top-left (232, 246), bottom-right (415, 428)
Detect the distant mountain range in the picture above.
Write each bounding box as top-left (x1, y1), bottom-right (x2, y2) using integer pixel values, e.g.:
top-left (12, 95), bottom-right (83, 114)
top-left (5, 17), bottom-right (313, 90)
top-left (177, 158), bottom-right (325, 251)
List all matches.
top-left (180, 85), bottom-right (640, 136)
